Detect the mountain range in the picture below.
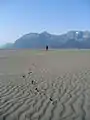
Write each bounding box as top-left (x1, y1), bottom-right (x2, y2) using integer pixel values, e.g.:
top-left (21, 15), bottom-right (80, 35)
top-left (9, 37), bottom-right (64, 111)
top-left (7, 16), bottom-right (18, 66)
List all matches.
top-left (1, 31), bottom-right (90, 49)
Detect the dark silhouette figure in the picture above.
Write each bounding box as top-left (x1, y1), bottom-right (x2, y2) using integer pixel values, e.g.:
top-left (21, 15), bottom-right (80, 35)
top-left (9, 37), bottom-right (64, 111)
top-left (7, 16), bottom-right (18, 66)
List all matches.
top-left (46, 45), bottom-right (48, 51)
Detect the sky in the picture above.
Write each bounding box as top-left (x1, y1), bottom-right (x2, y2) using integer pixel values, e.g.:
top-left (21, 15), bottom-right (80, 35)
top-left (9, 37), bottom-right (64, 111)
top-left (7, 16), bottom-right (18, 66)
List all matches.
top-left (0, 0), bottom-right (90, 45)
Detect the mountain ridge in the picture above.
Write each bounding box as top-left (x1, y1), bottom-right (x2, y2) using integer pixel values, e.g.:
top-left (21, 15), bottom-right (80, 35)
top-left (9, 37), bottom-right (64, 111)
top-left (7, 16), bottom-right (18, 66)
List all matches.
top-left (1, 31), bottom-right (90, 49)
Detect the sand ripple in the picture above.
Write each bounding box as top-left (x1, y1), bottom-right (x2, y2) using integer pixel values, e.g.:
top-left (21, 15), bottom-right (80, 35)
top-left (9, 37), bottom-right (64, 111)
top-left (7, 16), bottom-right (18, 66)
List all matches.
top-left (0, 68), bottom-right (90, 120)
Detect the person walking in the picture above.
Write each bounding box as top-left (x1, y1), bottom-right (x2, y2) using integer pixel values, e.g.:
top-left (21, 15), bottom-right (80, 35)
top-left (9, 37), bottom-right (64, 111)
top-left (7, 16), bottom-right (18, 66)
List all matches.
top-left (46, 45), bottom-right (48, 51)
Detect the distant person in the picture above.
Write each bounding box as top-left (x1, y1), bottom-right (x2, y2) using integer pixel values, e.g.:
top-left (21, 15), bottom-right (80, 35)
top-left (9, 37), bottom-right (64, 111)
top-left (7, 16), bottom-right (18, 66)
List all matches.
top-left (46, 45), bottom-right (48, 51)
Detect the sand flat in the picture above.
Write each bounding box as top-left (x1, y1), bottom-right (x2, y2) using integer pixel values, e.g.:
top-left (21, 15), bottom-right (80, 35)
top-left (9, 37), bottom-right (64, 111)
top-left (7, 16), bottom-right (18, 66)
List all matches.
top-left (0, 49), bottom-right (90, 120)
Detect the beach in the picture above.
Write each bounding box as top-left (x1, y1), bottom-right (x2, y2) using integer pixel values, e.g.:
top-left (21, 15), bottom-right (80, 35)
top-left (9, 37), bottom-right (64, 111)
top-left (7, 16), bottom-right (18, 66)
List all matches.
top-left (0, 49), bottom-right (90, 120)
